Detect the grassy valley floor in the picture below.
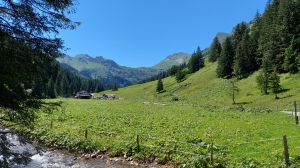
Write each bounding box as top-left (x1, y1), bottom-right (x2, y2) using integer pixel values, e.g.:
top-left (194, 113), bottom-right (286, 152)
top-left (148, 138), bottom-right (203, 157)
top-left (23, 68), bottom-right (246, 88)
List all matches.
top-left (13, 98), bottom-right (300, 167)
top-left (10, 61), bottom-right (300, 167)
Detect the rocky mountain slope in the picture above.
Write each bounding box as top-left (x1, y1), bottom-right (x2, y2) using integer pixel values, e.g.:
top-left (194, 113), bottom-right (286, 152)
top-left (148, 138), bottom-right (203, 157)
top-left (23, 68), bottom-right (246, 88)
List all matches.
top-left (57, 52), bottom-right (191, 87)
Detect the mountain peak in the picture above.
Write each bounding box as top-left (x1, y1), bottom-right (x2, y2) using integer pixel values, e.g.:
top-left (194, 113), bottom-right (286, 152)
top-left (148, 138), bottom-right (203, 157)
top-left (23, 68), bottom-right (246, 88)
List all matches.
top-left (74, 54), bottom-right (91, 58)
top-left (151, 52), bottom-right (191, 70)
top-left (165, 52), bottom-right (190, 62)
top-left (57, 52), bottom-right (191, 86)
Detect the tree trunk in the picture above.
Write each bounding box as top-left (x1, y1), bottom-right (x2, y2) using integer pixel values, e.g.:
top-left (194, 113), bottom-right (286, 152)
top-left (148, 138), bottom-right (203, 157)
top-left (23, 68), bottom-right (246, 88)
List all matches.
top-left (232, 90), bottom-right (235, 104)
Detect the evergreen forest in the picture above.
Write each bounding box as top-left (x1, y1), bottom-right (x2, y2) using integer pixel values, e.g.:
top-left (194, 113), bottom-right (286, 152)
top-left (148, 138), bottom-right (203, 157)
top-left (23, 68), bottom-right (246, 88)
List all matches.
top-left (214, 0), bottom-right (300, 80)
top-left (28, 64), bottom-right (104, 98)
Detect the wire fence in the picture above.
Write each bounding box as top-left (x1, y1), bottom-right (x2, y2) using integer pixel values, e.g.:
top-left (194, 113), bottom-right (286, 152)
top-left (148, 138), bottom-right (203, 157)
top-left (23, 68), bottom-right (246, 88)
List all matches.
top-left (22, 100), bottom-right (300, 167)
top-left (43, 119), bottom-right (300, 164)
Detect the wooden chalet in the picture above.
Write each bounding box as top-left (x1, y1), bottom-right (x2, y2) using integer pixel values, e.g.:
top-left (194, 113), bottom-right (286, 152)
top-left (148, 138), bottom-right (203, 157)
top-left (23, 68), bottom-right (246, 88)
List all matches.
top-left (75, 91), bottom-right (92, 99)
top-left (102, 94), bottom-right (116, 100)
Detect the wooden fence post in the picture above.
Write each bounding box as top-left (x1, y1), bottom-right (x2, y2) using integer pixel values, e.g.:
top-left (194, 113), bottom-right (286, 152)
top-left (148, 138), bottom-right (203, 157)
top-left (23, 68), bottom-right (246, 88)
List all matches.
top-left (136, 135), bottom-right (140, 153)
top-left (283, 135), bottom-right (290, 167)
top-left (210, 142), bottom-right (214, 166)
top-left (294, 101), bottom-right (298, 125)
top-left (85, 129), bottom-right (88, 139)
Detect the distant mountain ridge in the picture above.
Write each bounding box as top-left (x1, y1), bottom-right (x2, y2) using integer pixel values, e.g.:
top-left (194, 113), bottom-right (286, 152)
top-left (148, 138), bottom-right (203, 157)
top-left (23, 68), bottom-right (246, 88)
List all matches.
top-left (57, 52), bottom-right (191, 87)
top-left (57, 32), bottom-right (230, 87)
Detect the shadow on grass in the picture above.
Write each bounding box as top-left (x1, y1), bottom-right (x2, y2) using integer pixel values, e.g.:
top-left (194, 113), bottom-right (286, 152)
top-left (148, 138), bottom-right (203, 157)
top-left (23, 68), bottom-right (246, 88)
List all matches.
top-left (278, 88), bottom-right (290, 93)
top-left (234, 102), bottom-right (251, 105)
top-left (280, 94), bottom-right (294, 99)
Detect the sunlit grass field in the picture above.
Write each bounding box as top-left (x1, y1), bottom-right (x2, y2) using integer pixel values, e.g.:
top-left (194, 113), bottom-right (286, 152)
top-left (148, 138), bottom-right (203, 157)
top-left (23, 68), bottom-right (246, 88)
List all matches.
top-left (17, 61), bottom-right (300, 167)
top-left (31, 98), bottom-right (300, 167)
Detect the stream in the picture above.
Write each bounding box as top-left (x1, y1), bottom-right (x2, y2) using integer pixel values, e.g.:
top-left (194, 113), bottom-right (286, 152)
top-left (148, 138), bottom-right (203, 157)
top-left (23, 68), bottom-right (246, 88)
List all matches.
top-left (0, 126), bottom-right (152, 168)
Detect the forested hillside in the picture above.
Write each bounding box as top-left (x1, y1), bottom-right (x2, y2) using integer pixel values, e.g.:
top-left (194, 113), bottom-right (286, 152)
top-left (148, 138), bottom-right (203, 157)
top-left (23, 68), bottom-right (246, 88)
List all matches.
top-left (210, 0), bottom-right (300, 95)
top-left (115, 0), bottom-right (300, 104)
top-left (28, 63), bottom-right (104, 98)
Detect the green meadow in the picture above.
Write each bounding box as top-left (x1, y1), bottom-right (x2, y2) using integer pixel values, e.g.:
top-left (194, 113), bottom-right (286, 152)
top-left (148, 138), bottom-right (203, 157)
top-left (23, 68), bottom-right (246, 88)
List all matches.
top-left (16, 61), bottom-right (300, 167)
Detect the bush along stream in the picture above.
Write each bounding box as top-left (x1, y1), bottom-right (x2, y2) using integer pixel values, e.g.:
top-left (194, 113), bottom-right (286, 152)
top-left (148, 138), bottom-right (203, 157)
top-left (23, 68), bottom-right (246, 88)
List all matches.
top-left (0, 125), bottom-right (148, 168)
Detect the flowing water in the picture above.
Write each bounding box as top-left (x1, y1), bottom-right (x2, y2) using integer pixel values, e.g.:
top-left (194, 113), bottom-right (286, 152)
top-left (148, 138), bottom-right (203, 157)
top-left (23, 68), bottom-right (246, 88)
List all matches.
top-left (0, 126), bottom-right (151, 168)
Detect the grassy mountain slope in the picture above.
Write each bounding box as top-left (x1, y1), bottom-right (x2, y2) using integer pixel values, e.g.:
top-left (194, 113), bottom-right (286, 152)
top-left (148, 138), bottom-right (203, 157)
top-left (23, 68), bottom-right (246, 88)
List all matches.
top-left (101, 59), bottom-right (300, 111)
top-left (57, 54), bottom-right (161, 86)
top-left (151, 52), bottom-right (190, 70)
top-left (58, 53), bottom-right (192, 86)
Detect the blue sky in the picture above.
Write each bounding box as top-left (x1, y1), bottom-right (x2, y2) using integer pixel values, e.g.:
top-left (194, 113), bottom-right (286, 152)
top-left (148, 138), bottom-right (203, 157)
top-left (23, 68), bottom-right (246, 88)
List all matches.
top-left (58, 0), bottom-right (267, 68)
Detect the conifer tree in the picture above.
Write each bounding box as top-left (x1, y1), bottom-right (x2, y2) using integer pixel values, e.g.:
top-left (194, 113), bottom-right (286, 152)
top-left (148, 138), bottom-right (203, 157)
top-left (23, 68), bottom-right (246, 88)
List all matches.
top-left (275, 0), bottom-right (296, 72)
top-left (156, 78), bottom-right (164, 92)
top-left (0, 0), bottom-right (79, 126)
top-left (256, 57), bottom-right (273, 94)
top-left (187, 46), bottom-right (203, 73)
top-left (188, 52), bottom-right (199, 73)
top-left (231, 22), bottom-right (248, 53)
top-left (282, 0), bottom-right (300, 73)
top-left (86, 80), bottom-right (92, 93)
top-left (208, 37), bottom-right (222, 62)
top-left (81, 81), bottom-right (88, 91)
top-left (250, 10), bottom-right (262, 69)
top-left (47, 78), bottom-right (56, 98)
top-left (228, 78), bottom-right (240, 104)
top-left (94, 84), bottom-right (99, 93)
top-left (94, 80), bottom-right (103, 93)
top-left (233, 30), bottom-right (256, 78)
top-left (216, 37), bottom-right (234, 78)
top-left (176, 67), bottom-right (185, 83)
top-left (269, 70), bottom-right (281, 99)
top-left (69, 82), bottom-right (75, 96)
top-left (197, 46), bottom-right (205, 69)
top-left (168, 65), bottom-right (179, 76)
top-left (258, 0), bottom-right (281, 72)
top-left (283, 29), bottom-right (300, 73)
top-left (55, 71), bottom-right (63, 96)
top-left (30, 80), bottom-right (44, 98)
top-left (61, 76), bottom-right (69, 97)
top-left (265, 0), bottom-right (273, 9)
top-left (111, 83), bottom-right (118, 91)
